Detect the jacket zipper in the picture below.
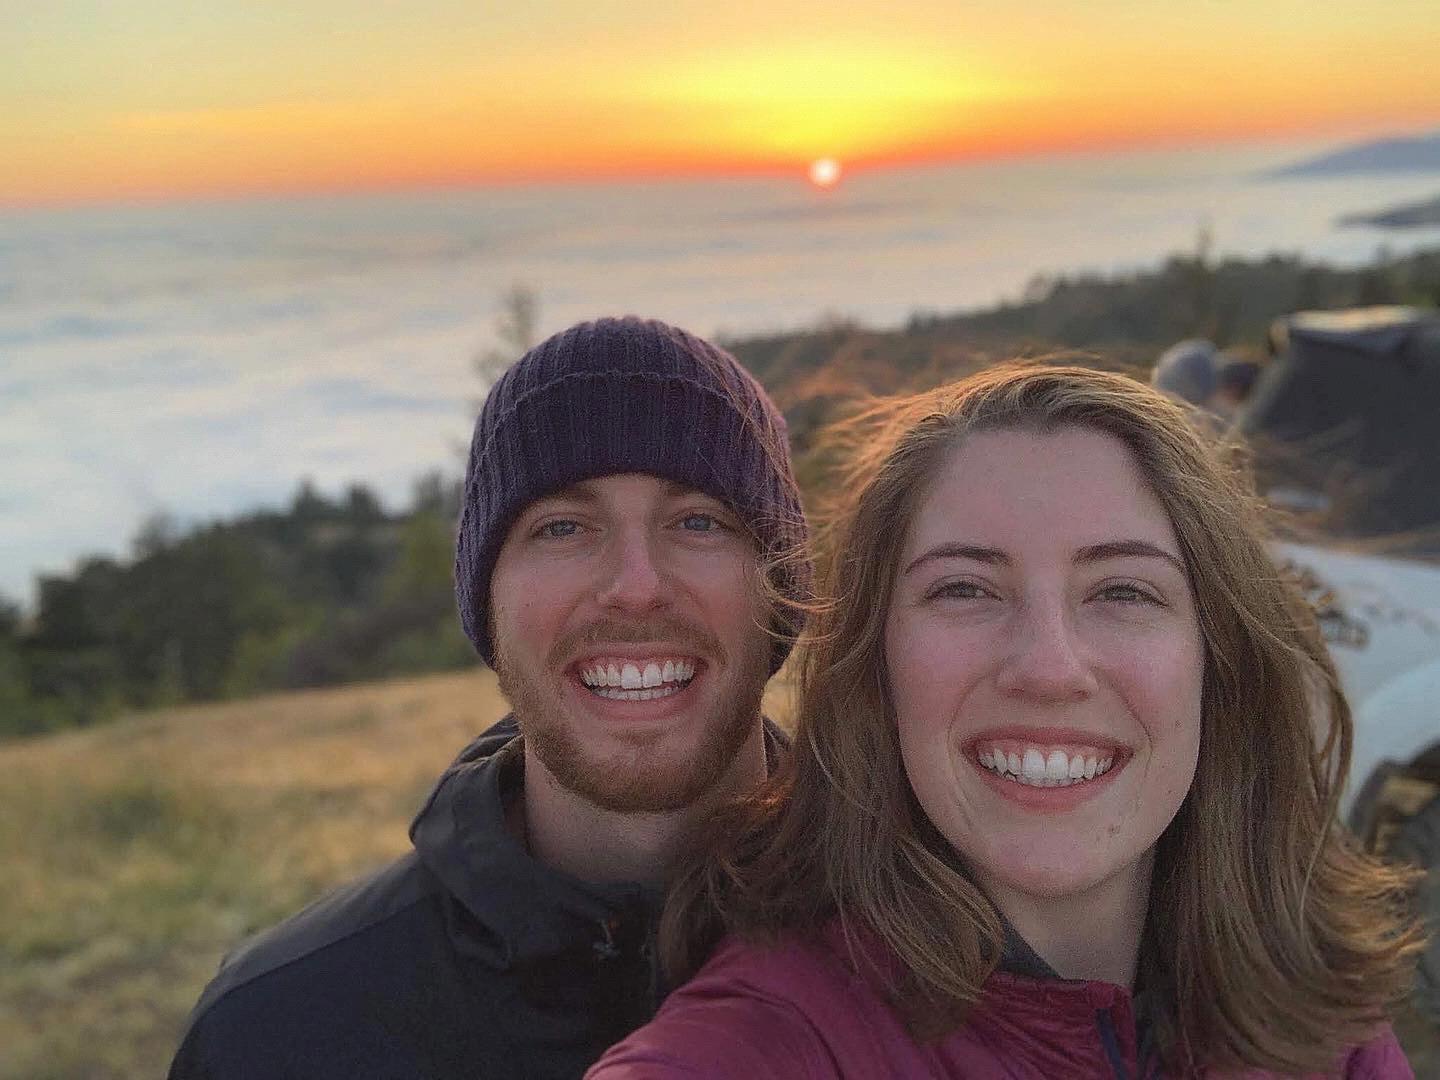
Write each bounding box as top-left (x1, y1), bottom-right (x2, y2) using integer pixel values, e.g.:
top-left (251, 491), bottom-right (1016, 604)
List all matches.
top-left (1096, 1007), bottom-right (1132, 1080)
top-left (593, 916), bottom-right (622, 960)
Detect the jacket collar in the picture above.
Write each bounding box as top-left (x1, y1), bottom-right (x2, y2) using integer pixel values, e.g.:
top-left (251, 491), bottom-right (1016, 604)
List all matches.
top-left (994, 913), bottom-right (1156, 1067)
top-left (409, 714), bottom-right (786, 969)
top-left (998, 919), bottom-right (1062, 980)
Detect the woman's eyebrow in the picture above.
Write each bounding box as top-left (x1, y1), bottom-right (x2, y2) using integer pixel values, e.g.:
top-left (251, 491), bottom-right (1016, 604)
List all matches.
top-left (903, 543), bottom-right (1008, 576)
top-left (903, 539), bottom-right (1185, 577)
top-left (1074, 539), bottom-right (1185, 573)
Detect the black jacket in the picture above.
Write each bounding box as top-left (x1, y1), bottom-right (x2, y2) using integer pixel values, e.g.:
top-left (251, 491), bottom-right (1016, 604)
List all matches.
top-left (169, 716), bottom-right (744, 1079)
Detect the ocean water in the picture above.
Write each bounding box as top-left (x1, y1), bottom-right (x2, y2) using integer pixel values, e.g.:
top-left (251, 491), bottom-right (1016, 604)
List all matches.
top-left (3, 136), bottom-right (1440, 604)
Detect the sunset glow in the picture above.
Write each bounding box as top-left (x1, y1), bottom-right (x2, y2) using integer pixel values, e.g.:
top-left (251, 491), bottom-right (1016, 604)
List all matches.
top-left (4, 1), bottom-right (1439, 206)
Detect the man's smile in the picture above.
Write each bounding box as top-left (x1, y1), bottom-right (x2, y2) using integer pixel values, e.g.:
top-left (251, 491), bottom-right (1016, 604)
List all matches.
top-left (575, 656), bottom-right (700, 701)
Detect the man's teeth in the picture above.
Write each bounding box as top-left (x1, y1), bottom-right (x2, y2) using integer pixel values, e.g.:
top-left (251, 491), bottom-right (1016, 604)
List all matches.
top-left (977, 746), bottom-right (1114, 787)
top-left (578, 658), bottom-right (696, 699)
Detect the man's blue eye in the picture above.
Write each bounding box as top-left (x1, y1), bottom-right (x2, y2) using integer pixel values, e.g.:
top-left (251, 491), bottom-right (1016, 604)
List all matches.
top-left (538, 520), bottom-right (580, 539)
top-left (681, 514), bottom-right (721, 532)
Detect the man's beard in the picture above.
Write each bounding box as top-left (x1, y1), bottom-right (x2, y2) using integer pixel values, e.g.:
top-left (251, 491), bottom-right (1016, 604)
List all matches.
top-left (493, 617), bottom-right (769, 814)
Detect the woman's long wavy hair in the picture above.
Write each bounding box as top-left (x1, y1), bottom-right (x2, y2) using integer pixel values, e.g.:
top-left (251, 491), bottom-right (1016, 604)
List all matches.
top-left (662, 362), bottom-right (1422, 1074)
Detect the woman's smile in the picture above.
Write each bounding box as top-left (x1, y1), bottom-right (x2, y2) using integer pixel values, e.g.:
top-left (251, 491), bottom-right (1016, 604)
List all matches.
top-left (978, 745), bottom-right (1115, 785)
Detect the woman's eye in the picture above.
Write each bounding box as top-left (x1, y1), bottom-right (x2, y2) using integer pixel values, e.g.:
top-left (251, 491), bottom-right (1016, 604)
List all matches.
top-left (931, 580), bottom-right (988, 601)
top-left (1097, 582), bottom-right (1159, 605)
top-left (536, 519), bottom-right (581, 539)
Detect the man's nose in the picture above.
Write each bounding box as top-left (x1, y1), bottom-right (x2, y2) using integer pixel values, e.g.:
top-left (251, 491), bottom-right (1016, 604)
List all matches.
top-left (594, 528), bottom-right (669, 613)
top-left (995, 602), bottom-right (1098, 703)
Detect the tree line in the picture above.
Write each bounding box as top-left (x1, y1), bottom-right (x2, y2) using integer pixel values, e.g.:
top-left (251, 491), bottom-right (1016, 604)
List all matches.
top-left (0, 475), bottom-right (474, 737)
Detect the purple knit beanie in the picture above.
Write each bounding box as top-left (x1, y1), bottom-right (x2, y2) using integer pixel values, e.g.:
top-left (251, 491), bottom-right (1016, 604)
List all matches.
top-left (456, 316), bottom-right (809, 673)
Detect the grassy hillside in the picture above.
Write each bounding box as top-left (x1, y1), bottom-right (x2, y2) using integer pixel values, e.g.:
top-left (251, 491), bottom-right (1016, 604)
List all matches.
top-left (0, 669), bottom-right (798, 1079)
top-left (1, 670), bottom-right (496, 1078)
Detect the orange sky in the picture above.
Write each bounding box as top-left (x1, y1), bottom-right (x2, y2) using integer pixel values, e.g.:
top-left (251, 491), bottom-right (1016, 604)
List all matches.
top-left (5, 0), bottom-right (1439, 206)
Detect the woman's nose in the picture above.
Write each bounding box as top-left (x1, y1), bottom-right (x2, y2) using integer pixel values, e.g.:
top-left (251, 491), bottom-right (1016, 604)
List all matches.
top-left (995, 604), bottom-right (1099, 702)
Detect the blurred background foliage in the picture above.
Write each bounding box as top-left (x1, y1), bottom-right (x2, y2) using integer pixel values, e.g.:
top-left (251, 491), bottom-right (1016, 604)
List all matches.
top-left (0, 474), bottom-right (473, 737)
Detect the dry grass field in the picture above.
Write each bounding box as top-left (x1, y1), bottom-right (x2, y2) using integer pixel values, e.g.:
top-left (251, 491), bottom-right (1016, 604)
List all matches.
top-left (0, 669), bottom-right (798, 1079)
top-left (1, 669), bottom-right (1433, 1078)
top-left (1, 669), bottom-right (508, 1079)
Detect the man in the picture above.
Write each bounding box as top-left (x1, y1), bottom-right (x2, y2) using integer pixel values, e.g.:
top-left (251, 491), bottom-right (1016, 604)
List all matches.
top-left (169, 317), bottom-right (809, 1078)
top-left (1150, 338), bottom-right (1218, 408)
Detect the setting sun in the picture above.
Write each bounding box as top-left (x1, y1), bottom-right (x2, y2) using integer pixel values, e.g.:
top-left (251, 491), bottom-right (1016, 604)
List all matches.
top-left (809, 157), bottom-right (842, 188)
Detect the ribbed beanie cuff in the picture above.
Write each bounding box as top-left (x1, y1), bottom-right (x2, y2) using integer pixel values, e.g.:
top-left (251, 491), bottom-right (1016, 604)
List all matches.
top-left (456, 317), bottom-right (809, 672)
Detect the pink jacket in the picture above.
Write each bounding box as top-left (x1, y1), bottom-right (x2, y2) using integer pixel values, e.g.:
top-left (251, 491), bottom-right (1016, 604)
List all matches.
top-left (588, 924), bottom-right (1411, 1079)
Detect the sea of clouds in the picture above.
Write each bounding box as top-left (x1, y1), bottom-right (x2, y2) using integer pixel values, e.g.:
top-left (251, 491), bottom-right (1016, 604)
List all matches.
top-left (4, 136), bottom-right (1439, 607)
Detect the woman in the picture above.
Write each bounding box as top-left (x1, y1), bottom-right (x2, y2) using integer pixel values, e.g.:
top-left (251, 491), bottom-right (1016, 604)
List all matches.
top-left (589, 364), bottom-right (1421, 1078)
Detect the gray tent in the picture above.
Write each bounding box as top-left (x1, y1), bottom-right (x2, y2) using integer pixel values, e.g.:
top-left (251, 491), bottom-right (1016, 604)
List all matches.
top-left (1238, 306), bottom-right (1440, 546)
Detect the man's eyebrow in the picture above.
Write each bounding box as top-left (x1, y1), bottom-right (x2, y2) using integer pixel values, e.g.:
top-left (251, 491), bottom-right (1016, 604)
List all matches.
top-left (528, 483), bottom-right (602, 509)
top-left (903, 543), bottom-right (1009, 577)
top-left (662, 479), bottom-right (720, 503)
top-left (1075, 539), bottom-right (1186, 573)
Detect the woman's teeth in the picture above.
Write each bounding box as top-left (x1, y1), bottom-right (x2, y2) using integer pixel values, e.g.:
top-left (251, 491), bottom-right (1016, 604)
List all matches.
top-left (978, 746), bottom-right (1114, 787)
top-left (578, 658), bottom-right (696, 700)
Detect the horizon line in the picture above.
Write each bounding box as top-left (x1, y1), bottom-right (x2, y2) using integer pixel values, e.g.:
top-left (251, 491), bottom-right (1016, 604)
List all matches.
top-left (3, 123), bottom-right (1414, 215)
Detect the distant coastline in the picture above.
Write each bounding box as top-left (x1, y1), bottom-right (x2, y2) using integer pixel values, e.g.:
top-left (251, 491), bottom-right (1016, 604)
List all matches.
top-left (1266, 130), bottom-right (1440, 178)
top-left (1340, 193), bottom-right (1440, 230)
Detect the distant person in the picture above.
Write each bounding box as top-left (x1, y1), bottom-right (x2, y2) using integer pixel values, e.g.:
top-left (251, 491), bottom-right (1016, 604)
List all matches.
top-left (1152, 340), bottom-right (1265, 426)
top-left (1149, 337), bottom-right (1218, 408)
top-left (1210, 353), bottom-right (1263, 422)
top-left (168, 317), bottom-right (810, 1078)
top-left (591, 365), bottom-right (1420, 1078)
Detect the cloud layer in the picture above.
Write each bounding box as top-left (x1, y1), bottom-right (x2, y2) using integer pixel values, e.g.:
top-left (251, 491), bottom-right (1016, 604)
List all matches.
top-left (3, 142), bottom-right (1438, 606)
